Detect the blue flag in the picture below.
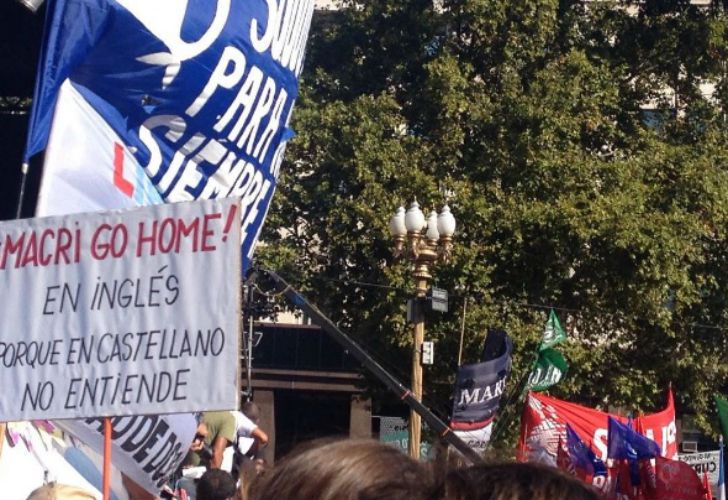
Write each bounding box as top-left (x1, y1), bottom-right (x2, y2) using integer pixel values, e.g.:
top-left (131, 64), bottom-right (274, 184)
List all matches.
top-left (607, 416), bottom-right (661, 460)
top-left (565, 424), bottom-right (607, 477)
top-left (26, 0), bottom-right (315, 272)
top-left (452, 330), bottom-right (512, 425)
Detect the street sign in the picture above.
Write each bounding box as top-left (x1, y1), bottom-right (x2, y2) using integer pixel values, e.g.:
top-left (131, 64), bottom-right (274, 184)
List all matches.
top-left (422, 341), bottom-right (434, 365)
top-left (379, 416), bottom-right (432, 460)
top-left (428, 287), bottom-right (448, 313)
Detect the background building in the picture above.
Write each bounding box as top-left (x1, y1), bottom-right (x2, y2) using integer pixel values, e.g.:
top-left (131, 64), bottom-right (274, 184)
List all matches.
top-left (243, 322), bottom-right (372, 462)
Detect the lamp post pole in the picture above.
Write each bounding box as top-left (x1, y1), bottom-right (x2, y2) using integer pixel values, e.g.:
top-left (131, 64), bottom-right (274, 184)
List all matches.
top-left (390, 201), bottom-right (456, 460)
top-left (409, 274), bottom-right (427, 459)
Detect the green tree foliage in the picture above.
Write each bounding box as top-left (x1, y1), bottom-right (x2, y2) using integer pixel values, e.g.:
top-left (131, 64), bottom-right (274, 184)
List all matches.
top-left (256, 0), bottom-right (728, 445)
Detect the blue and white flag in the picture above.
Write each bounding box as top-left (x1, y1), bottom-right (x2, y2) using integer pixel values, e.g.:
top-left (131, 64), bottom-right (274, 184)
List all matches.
top-left (450, 330), bottom-right (512, 453)
top-left (451, 330), bottom-right (512, 425)
top-left (26, 0), bottom-right (315, 272)
top-left (22, 0), bottom-right (315, 494)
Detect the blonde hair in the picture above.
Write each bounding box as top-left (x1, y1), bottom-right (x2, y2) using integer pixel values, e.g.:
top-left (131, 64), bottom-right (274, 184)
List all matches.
top-left (26, 483), bottom-right (96, 500)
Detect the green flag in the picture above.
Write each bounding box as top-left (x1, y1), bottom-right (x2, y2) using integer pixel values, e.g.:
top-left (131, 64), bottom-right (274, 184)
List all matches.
top-left (540, 309), bottom-right (567, 351)
top-left (526, 348), bottom-right (568, 392)
top-left (716, 394), bottom-right (728, 440)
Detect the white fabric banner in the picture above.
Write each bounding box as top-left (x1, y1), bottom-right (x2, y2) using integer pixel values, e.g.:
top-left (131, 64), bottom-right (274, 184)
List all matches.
top-left (37, 81), bottom-right (162, 216)
top-left (0, 198), bottom-right (240, 420)
top-left (453, 423), bottom-right (493, 456)
top-left (58, 414), bottom-right (196, 495)
top-left (0, 422), bottom-right (108, 500)
top-left (679, 450), bottom-right (721, 496)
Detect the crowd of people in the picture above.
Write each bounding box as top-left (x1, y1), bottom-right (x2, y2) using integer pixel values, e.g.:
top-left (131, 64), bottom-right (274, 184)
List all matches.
top-left (25, 407), bottom-right (602, 500)
top-left (244, 439), bottom-right (600, 500)
top-left (179, 404), bottom-right (269, 499)
top-left (183, 437), bottom-right (602, 500)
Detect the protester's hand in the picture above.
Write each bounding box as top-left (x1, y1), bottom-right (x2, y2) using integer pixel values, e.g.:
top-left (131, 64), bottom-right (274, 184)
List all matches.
top-left (190, 429), bottom-right (207, 452)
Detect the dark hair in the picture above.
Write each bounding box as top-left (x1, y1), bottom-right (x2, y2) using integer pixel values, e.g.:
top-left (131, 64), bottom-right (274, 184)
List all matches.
top-left (248, 438), bottom-right (432, 500)
top-left (197, 469), bottom-right (237, 500)
top-left (241, 401), bottom-right (261, 423)
top-left (441, 462), bottom-right (603, 500)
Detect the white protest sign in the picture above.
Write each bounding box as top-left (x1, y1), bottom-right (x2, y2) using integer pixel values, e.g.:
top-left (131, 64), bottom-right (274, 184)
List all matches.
top-left (57, 414), bottom-right (196, 495)
top-left (679, 450), bottom-right (721, 495)
top-left (0, 198), bottom-right (240, 420)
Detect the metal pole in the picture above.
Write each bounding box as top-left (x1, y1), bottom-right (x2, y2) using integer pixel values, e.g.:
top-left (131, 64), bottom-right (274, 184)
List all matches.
top-left (246, 285), bottom-right (254, 401)
top-left (486, 352), bottom-right (538, 450)
top-left (408, 276), bottom-right (428, 459)
top-left (457, 296), bottom-right (468, 366)
top-left (102, 417), bottom-right (112, 500)
top-left (257, 268), bottom-right (483, 465)
top-left (15, 162), bottom-right (29, 219)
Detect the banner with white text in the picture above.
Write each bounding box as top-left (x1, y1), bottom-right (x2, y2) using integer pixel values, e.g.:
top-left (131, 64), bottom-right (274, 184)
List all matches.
top-left (57, 415), bottom-right (196, 495)
top-left (26, 0), bottom-right (315, 272)
top-left (519, 389), bottom-right (677, 466)
top-left (679, 450), bottom-right (721, 497)
top-left (0, 198), bottom-right (240, 420)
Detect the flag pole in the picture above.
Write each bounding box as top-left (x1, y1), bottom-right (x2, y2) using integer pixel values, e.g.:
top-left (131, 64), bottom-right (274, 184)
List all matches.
top-left (484, 353), bottom-right (538, 450)
top-left (0, 423), bottom-right (5, 462)
top-left (457, 296), bottom-right (468, 366)
top-left (103, 417), bottom-right (111, 500)
top-left (487, 317), bottom-right (549, 449)
top-left (15, 162), bottom-right (29, 219)
top-left (720, 435), bottom-right (725, 500)
top-left (486, 308), bottom-right (567, 450)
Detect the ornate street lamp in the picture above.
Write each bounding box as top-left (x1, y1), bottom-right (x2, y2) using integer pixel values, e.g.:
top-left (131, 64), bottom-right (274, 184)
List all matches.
top-left (389, 200), bottom-right (456, 459)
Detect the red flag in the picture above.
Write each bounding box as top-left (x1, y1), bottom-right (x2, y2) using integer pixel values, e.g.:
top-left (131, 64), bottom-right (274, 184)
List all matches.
top-left (604, 465), bottom-right (623, 499)
top-left (520, 388), bottom-right (678, 468)
top-left (653, 456), bottom-right (706, 500)
top-left (640, 459), bottom-right (657, 496)
top-left (704, 470), bottom-right (714, 500)
top-left (556, 436), bottom-right (573, 473)
top-left (614, 460), bottom-right (640, 499)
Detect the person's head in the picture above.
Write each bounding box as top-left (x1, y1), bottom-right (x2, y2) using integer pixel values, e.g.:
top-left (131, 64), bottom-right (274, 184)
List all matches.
top-left (197, 469), bottom-right (237, 500)
top-left (238, 457), bottom-right (269, 500)
top-left (241, 401), bottom-right (261, 424)
top-left (26, 483), bottom-right (96, 500)
top-left (441, 461), bottom-right (602, 500)
top-left (248, 438), bottom-right (432, 500)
